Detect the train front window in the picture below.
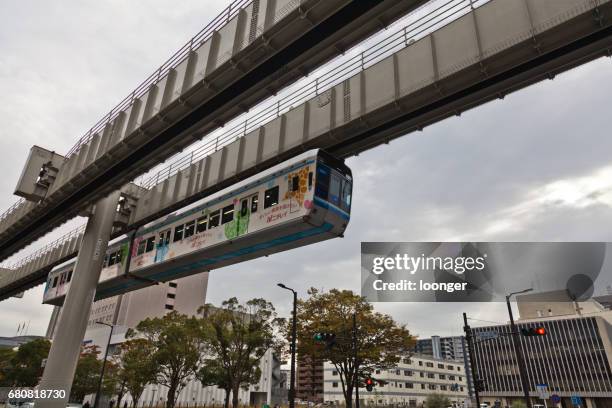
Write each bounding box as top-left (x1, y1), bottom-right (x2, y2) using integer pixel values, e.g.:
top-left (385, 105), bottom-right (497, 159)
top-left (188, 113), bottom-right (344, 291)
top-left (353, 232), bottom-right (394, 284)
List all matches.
top-left (264, 186), bottom-right (279, 208)
top-left (67, 270), bottom-right (73, 282)
top-left (222, 205), bottom-right (234, 224)
top-left (340, 178), bottom-right (352, 212)
top-left (315, 165), bottom-right (330, 200)
top-left (209, 210), bottom-right (220, 228)
top-left (329, 174), bottom-right (341, 206)
top-left (52, 277), bottom-right (58, 288)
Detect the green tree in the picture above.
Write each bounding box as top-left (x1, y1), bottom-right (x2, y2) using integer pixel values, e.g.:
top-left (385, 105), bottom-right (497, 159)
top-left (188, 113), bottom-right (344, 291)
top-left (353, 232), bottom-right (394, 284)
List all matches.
top-left (511, 401), bottom-right (527, 408)
top-left (71, 345), bottom-right (103, 403)
top-left (102, 359), bottom-right (128, 407)
top-left (120, 339), bottom-right (158, 407)
top-left (198, 298), bottom-right (279, 408)
top-left (0, 348), bottom-right (17, 386)
top-left (425, 394), bottom-right (451, 408)
top-left (294, 288), bottom-right (415, 408)
top-left (0, 338), bottom-right (50, 386)
top-left (128, 312), bottom-right (204, 408)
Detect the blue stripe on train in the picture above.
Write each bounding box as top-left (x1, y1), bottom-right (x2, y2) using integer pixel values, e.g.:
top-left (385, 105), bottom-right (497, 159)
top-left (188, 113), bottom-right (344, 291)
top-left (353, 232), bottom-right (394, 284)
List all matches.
top-left (95, 221), bottom-right (335, 297)
top-left (313, 197), bottom-right (350, 221)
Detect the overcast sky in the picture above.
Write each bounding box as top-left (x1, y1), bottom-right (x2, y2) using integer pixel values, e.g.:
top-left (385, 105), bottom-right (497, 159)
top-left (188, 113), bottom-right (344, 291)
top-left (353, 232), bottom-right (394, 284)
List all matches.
top-left (1, 1), bottom-right (612, 340)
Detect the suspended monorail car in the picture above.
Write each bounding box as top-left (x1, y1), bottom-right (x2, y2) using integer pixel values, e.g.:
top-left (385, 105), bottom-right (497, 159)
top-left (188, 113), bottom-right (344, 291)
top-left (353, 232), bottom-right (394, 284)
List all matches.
top-left (43, 149), bottom-right (352, 305)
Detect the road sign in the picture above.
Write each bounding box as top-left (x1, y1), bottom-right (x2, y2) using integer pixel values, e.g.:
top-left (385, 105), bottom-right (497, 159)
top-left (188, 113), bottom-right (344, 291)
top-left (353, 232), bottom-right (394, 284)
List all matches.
top-left (571, 396), bottom-right (581, 406)
top-left (551, 395), bottom-right (561, 405)
top-left (536, 384), bottom-right (549, 399)
top-left (476, 331), bottom-right (499, 341)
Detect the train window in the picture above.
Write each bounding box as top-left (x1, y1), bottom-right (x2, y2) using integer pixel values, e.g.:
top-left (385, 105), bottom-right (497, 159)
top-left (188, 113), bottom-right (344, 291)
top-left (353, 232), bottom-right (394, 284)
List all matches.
top-left (145, 237), bottom-right (156, 253)
top-left (137, 240), bottom-right (146, 256)
top-left (159, 230), bottom-right (171, 247)
top-left (251, 194), bottom-right (258, 213)
top-left (291, 175), bottom-right (300, 192)
top-left (329, 173), bottom-right (341, 206)
top-left (184, 221), bottom-right (196, 239)
top-left (340, 180), bottom-right (352, 212)
top-left (52, 276), bottom-right (58, 288)
top-left (308, 172), bottom-right (313, 189)
top-left (209, 210), bottom-right (220, 228)
top-left (264, 186), bottom-right (279, 208)
top-left (196, 216), bottom-right (207, 233)
top-left (108, 252), bottom-right (117, 266)
top-left (222, 204), bottom-right (234, 224)
top-left (174, 225), bottom-right (184, 242)
top-left (315, 166), bottom-right (330, 200)
top-left (67, 270), bottom-right (73, 282)
top-left (240, 199), bottom-right (248, 217)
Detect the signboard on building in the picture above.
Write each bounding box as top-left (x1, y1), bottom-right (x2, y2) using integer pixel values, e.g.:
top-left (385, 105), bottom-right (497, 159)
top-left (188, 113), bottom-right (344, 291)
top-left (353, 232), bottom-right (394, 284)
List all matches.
top-left (536, 384), bottom-right (549, 399)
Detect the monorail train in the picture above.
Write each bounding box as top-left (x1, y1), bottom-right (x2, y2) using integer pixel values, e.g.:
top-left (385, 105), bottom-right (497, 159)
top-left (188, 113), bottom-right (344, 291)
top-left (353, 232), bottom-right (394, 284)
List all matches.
top-left (43, 149), bottom-right (352, 305)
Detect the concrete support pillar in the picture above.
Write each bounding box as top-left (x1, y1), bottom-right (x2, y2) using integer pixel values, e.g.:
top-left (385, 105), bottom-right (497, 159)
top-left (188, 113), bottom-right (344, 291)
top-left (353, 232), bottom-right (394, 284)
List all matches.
top-left (35, 191), bottom-right (121, 408)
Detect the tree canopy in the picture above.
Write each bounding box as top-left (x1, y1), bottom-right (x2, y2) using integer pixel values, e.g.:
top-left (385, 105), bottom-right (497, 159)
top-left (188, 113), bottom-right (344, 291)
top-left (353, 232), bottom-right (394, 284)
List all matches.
top-left (71, 345), bottom-right (103, 403)
top-left (295, 288), bottom-right (415, 408)
top-left (128, 312), bottom-right (204, 408)
top-left (0, 338), bottom-right (50, 387)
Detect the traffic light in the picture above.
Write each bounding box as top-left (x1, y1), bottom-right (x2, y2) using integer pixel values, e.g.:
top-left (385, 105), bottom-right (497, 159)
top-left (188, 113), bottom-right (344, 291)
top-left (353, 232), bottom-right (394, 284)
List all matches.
top-left (313, 332), bottom-right (337, 349)
top-left (365, 377), bottom-right (374, 392)
top-left (520, 327), bottom-right (547, 337)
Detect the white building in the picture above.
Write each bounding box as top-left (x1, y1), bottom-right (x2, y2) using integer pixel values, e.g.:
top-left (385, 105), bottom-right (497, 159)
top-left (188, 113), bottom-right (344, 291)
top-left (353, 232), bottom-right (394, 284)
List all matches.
top-left (323, 354), bottom-right (469, 407)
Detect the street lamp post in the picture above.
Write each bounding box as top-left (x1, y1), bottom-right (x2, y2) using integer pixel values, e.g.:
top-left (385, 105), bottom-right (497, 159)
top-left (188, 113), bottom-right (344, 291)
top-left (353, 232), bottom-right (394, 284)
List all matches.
top-left (506, 288), bottom-right (533, 408)
top-left (94, 321), bottom-right (114, 408)
top-left (278, 283), bottom-right (298, 408)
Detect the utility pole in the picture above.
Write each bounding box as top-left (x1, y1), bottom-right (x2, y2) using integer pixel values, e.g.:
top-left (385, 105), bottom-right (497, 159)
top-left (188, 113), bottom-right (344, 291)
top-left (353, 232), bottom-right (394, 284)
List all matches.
top-left (463, 313), bottom-right (481, 408)
top-left (278, 283), bottom-right (298, 408)
top-left (36, 191), bottom-right (121, 408)
top-left (353, 312), bottom-right (360, 408)
top-left (506, 290), bottom-right (533, 408)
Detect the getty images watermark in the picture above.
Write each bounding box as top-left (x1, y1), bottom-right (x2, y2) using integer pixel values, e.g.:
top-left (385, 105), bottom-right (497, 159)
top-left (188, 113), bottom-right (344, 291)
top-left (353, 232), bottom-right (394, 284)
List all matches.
top-left (361, 242), bottom-right (611, 302)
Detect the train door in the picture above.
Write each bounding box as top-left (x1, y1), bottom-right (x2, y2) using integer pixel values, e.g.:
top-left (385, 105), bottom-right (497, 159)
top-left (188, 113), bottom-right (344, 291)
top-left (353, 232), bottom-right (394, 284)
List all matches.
top-left (155, 230), bottom-right (171, 263)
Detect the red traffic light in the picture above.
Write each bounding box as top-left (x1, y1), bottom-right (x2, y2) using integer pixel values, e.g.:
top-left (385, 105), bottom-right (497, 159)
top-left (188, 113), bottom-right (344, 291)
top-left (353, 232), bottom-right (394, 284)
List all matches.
top-left (520, 326), bottom-right (547, 337)
top-left (365, 378), bottom-right (373, 385)
top-left (365, 377), bottom-right (374, 392)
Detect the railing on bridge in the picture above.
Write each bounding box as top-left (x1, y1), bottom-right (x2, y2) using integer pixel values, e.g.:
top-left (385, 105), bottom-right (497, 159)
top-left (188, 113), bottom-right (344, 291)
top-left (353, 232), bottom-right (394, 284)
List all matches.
top-left (135, 0), bottom-right (490, 189)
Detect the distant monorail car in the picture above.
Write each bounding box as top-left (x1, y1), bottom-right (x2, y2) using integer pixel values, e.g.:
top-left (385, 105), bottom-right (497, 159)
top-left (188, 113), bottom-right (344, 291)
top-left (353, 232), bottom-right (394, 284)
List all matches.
top-left (43, 149), bottom-right (352, 305)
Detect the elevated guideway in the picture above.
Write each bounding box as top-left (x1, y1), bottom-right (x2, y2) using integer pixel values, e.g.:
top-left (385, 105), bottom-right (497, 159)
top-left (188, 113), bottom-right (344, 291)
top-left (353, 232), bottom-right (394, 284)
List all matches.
top-left (3, 0), bottom-right (612, 301)
top-left (0, 0), bottom-right (425, 262)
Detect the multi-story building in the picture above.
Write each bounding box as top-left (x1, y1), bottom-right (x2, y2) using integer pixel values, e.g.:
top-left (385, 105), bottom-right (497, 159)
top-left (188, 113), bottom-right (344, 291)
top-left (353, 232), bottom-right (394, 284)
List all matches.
top-left (297, 355), bottom-right (325, 402)
top-left (414, 336), bottom-right (474, 397)
top-left (471, 291), bottom-right (612, 408)
top-left (323, 354), bottom-right (469, 407)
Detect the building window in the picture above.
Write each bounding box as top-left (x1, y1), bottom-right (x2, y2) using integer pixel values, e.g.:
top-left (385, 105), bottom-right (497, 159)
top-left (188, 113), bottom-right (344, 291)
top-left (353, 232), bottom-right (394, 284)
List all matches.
top-left (426, 362), bottom-right (434, 368)
top-left (169, 282), bottom-right (177, 288)
top-left (427, 373), bottom-right (435, 379)
top-left (440, 385), bottom-right (447, 391)
top-left (332, 382), bottom-right (338, 388)
top-left (447, 365), bottom-right (454, 370)
top-left (457, 367), bottom-right (461, 371)
top-left (419, 372), bottom-right (424, 378)
top-left (421, 384), bottom-right (425, 390)
top-left (418, 361), bottom-right (423, 366)
top-left (438, 363), bottom-right (444, 369)
top-left (405, 383), bottom-right (413, 389)
top-left (375, 370), bottom-right (381, 374)
top-left (439, 374), bottom-right (446, 380)
top-left (428, 384), bottom-right (436, 390)
top-left (458, 376), bottom-right (462, 381)
top-left (165, 304), bottom-right (174, 310)
top-left (332, 370), bottom-right (338, 376)
top-left (167, 293), bottom-right (176, 299)
top-left (264, 186), bottom-right (279, 208)
top-left (449, 375), bottom-right (455, 381)
top-left (396, 370), bottom-right (401, 375)
top-left (404, 370), bottom-right (412, 376)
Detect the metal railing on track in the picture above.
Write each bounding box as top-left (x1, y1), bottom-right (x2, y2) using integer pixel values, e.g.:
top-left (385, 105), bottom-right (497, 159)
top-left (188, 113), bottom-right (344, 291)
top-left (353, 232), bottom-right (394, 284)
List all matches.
top-left (135, 0), bottom-right (489, 189)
